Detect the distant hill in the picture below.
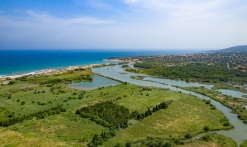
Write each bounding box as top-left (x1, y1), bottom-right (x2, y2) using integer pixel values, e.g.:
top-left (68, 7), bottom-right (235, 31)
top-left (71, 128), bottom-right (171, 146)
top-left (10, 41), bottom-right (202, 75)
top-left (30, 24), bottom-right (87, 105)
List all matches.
top-left (209, 45), bottom-right (247, 52)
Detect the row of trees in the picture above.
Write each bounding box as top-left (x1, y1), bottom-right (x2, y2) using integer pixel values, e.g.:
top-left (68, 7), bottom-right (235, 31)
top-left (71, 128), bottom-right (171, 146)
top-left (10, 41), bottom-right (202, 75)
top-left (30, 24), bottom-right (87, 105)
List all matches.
top-left (0, 105), bottom-right (66, 127)
top-left (76, 100), bottom-right (171, 147)
top-left (76, 101), bottom-right (170, 129)
top-left (131, 102), bottom-right (169, 120)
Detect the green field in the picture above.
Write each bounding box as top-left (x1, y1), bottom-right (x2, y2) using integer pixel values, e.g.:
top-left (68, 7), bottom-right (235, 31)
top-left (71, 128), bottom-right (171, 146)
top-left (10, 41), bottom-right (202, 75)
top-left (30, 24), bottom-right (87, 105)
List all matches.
top-left (0, 70), bottom-right (235, 146)
top-left (119, 133), bottom-right (237, 147)
top-left (179, 86), bottom-right (247, 124)
top-left (103, 93), bottom-right (231, 146)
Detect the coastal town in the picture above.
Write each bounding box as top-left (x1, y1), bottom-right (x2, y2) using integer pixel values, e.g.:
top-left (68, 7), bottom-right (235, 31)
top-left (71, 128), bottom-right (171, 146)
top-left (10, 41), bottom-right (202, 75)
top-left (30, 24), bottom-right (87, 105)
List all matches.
top-left (108, 51), bottom-right (247, 72)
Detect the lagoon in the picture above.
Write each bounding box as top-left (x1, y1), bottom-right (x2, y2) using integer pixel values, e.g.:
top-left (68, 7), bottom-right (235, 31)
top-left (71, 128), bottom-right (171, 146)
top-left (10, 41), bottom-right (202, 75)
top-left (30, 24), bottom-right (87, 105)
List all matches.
top-left (71, 75), bottom-right (121, 90)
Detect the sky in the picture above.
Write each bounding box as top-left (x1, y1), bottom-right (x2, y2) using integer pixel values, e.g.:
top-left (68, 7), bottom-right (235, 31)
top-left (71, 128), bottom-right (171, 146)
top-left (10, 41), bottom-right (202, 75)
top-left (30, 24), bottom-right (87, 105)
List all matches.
top-left (0, 0), bottom-right (247, 50)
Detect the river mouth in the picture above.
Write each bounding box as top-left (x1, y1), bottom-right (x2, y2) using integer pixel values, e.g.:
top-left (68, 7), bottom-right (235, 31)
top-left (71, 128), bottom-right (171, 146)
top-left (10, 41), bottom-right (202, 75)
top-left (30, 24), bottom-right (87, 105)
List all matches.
top-left (92, 64), bottom-right (247, 146)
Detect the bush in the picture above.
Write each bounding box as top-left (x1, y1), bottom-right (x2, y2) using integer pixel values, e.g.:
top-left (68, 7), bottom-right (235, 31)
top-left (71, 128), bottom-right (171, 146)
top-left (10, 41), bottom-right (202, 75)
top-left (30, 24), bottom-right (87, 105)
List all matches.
top-left (8, 81), bottom-right (15, 85)
top-left (164, 141), bottom-right (175, 147)
top-left (204, 126), bottom-right (210, 131)
top-left (184, 132), bottom-right (192, 139)
top-left (21, 101), bottom-right (25, 105)
top-left (211, 105), bottom-right (216, 110)
top-left (205, 100), bottom-right (211, 104)
top-left (201, 134), bottom-right (211, 141)
top-left (114, 141), bottom-right (125, 147)
top-left (223, 122), bottom-right (230, 126)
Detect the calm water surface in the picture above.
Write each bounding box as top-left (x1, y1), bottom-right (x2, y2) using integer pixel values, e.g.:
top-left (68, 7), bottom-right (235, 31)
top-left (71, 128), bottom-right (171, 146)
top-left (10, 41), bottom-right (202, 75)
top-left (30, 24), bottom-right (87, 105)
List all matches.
top-left (71, 75), bottom-right (120, 89)
top-left (217, 89), bottom-right (247, 99)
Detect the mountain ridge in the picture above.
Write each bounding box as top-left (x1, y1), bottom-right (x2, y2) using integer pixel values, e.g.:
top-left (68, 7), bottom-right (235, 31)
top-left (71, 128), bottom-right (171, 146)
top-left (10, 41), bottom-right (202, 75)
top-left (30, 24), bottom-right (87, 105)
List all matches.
top-left (209, 45), bottom-right (247, 52)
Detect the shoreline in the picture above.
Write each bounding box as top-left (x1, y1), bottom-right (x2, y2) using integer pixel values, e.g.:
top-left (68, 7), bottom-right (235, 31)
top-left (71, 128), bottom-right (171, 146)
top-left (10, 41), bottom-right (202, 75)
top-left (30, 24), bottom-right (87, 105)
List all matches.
top-left (0, 64), bottom-right (101, 79)
top-left (0, 59), bottom-right (125, 83)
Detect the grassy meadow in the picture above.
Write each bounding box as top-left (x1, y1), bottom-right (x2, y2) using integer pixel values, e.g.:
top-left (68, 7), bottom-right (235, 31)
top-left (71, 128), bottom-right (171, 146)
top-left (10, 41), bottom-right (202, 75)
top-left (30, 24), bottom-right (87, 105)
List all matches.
top-left (179, 86), bottom-right (247, 124)
top-left (0, 70), bottom-right (236, 146)
top-left (103, 93), bottom-right (231, 146)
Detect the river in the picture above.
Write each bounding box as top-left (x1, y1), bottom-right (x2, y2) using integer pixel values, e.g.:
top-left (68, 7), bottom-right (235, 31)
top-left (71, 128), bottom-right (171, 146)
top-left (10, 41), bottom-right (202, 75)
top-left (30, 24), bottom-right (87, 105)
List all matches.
top-left (87, 64), bottom-right (247, 146)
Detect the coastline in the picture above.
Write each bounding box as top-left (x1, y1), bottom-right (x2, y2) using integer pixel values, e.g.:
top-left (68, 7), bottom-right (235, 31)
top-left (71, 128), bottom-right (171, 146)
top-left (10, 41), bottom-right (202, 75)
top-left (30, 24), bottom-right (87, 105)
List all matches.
top-left (0, 59), bottom-right (124, 83)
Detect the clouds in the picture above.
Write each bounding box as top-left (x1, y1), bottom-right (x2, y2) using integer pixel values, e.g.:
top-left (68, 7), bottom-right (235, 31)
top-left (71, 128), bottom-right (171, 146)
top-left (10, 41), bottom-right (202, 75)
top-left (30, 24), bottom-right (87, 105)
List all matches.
top-left (0, 0), bottom-right (247, 49)
top-left (24, 10), bottom-right (115, 25)
top-left (123, 0), bottom-right (245, 22)
top-left (121, 0), bottom-right (247, 49)
top-left (0, 10), bottom-right (116, 49)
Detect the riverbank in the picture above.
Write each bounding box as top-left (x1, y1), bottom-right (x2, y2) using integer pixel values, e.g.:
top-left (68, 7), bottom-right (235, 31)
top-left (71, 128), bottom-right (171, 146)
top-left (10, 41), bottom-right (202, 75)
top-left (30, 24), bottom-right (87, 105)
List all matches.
top-left (178, 86), bottom-right (247, 124)
top-left (92, 64), bottom-right (247, 146)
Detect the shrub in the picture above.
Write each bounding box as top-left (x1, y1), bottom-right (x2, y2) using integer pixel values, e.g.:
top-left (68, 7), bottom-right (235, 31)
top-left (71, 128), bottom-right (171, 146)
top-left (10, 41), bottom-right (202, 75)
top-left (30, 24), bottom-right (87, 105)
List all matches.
top-left (184, 132), bottom-right (192, 139)
top-left (204, 126), bottom-right (210, 131)
top-left (205, 100), bottom-right (211, 104)
top-left (223, 122), bottom-right (230, 126)
top-left (164, 141), bottom-right (175, 147)
top-left (114, 141), bottom-right (125, 147)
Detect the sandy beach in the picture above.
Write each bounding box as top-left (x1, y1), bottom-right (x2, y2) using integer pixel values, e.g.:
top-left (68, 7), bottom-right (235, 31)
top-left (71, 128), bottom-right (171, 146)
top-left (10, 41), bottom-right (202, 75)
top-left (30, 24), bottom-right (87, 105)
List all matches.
top-left (0, 58), bottom-right (128, 86)
top-left (0, 63), bottom-right (113, 84)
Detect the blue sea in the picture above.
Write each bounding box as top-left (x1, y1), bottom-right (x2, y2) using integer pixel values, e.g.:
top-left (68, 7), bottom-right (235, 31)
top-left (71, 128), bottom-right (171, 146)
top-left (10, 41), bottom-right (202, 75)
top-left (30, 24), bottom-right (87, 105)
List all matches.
top-left (0, 49), bottom-right (200, 77)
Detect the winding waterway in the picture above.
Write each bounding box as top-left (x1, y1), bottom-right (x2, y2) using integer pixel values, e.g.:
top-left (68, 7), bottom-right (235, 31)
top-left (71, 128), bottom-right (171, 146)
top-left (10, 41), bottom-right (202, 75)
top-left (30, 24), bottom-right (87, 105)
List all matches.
top-left (90, 64), bottom-right (247, 146)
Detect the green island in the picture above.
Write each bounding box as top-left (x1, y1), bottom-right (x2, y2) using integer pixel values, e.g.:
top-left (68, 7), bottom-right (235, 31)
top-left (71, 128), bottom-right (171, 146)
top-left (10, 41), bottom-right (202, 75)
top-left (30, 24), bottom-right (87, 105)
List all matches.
top-left (212, 83), bottom-right (247, 93)
top-left (0, 68), bottom-right (235, 146)
top-left (130, 76), bottom-right (146, 80)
